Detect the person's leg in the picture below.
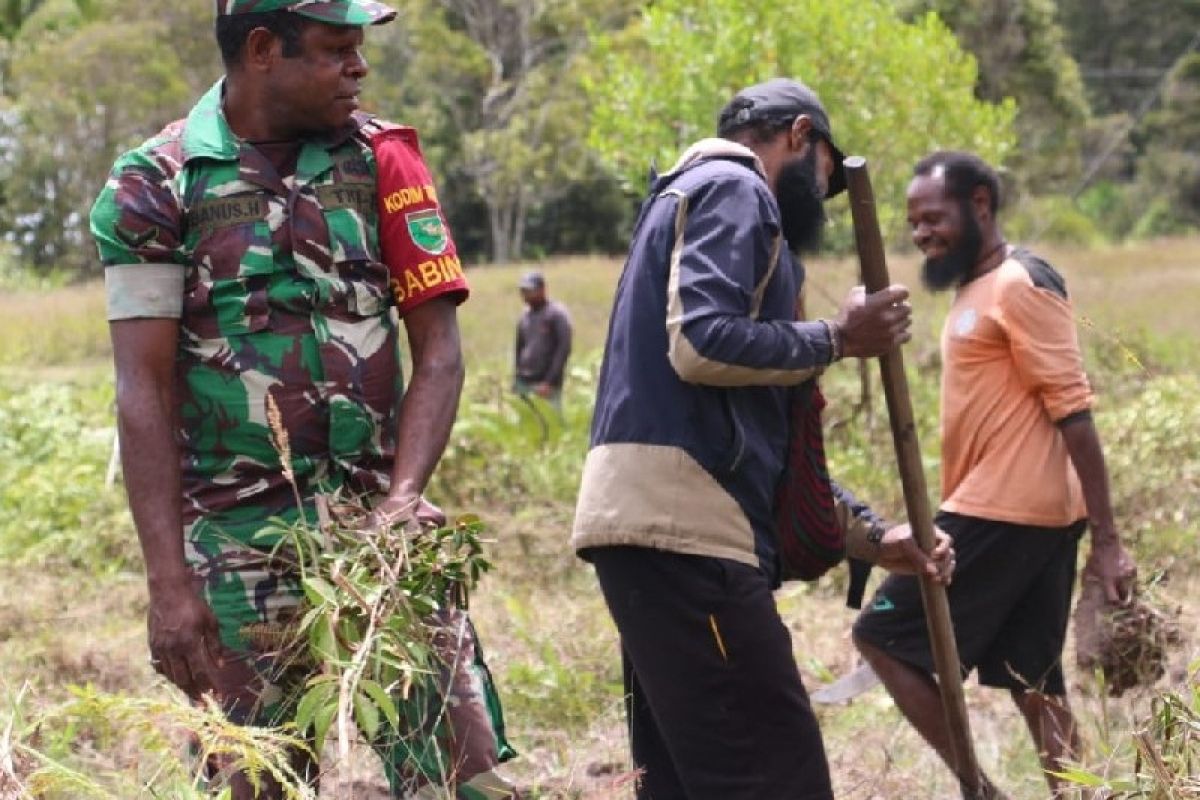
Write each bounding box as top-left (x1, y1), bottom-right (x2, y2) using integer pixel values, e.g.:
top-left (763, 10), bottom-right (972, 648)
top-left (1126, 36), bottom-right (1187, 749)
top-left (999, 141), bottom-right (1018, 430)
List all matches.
top-left (852, 513), bottom-right (1068, 797)
top-left (853, 635), bottom-right (956, 765)
top-left (591, 546), bottom-right (833, 800)
top-left (193, 549), bottom-right (317, 799)
top-left (853, 636), bottom-right (1009, 800)
top-left (623, 651), bottom-right (687, 800)
top-left (374, 609), bottom-right (519, 799)
top-left (975, 522), bottom-right (1084, 795)
top-left (1010, 689), bottom-right (1080, 793)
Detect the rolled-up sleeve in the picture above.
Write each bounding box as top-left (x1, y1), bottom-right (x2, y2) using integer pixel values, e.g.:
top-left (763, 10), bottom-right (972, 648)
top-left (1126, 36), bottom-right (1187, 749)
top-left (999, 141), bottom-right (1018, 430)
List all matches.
top-left (663, 175), bottom-right (833, 386)
top-left (90, 155), bottom-right (185, 321)
top-left (999, 277), bottom-right (1093, 421)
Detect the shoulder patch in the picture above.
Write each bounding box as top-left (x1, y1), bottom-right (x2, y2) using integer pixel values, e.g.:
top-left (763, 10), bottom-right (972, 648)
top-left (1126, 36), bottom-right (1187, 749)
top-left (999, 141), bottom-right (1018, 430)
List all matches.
top-left (1012, 248), bottom-right (1068, 300)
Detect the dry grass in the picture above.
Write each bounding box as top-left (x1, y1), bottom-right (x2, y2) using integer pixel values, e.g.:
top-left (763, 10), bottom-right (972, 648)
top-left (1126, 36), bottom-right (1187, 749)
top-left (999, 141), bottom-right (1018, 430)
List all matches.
top-left (2, 236), bottom-right (1199, 798)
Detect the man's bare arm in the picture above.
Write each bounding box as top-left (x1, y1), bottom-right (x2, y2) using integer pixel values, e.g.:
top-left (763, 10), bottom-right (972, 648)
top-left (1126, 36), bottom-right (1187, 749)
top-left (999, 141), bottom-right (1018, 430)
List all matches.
top-left (111, 318), bottom-right (222, 698)
top-left (374, 297), bottom-right (465, 520)
top-left (1060, 413), bottom-right (1136, 603)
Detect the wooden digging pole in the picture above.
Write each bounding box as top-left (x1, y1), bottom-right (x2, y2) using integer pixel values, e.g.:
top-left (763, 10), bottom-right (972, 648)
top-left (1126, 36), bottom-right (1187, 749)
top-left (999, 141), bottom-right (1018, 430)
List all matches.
top-left (844, 156), bottom-right (985, 799)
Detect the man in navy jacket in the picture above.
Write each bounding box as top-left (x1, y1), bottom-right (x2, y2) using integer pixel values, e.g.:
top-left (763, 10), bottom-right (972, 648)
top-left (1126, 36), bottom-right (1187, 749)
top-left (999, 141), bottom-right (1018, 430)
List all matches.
top-left (572, 78), bottom-right (953, 799)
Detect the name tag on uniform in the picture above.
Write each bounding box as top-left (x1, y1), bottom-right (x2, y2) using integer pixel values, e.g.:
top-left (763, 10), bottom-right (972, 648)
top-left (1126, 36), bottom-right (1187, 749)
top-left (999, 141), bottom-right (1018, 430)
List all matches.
top-left (316, 184), bottom-right (376, 218)
top-left (186, 195), bottom-right (268, 233)
top-left (333, 154), bottom-right (374, 185)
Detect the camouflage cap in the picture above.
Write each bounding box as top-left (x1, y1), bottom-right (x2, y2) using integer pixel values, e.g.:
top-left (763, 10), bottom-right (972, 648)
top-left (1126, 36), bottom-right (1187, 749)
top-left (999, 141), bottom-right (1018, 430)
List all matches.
top-left (216, 0), bottom-right (397, 26)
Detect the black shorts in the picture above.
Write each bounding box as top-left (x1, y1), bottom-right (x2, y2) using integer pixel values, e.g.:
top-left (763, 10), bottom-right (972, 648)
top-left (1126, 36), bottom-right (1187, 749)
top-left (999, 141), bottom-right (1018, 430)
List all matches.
top-left (588, 545), bottom-right (832, 800)
top-left (853, 511), bottom-right (1085, 696)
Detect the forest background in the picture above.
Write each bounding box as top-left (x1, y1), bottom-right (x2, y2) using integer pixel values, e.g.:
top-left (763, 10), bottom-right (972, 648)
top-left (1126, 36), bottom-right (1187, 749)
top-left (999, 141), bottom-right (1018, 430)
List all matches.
top-left (0, 0), bottom-right (1198, 277)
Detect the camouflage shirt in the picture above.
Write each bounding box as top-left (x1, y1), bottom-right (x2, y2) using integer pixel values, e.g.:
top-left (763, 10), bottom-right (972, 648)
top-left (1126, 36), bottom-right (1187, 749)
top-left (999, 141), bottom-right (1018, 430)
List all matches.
top-left (91, 80), bottom-right (467, 546)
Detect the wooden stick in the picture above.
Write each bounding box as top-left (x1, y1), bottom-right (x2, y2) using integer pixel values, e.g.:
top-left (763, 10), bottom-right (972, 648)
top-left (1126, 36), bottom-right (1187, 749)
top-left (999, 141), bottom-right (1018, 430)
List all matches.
top-left (843, 156), bottom-right (985, 798)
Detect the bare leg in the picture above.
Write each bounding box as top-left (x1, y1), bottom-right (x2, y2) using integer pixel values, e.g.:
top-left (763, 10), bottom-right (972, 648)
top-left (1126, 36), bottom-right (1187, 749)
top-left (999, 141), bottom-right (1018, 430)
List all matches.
top-left (855, 634), bottom-right (1008, 800)
top-left (1010, 689), bottom-right (1080, 795)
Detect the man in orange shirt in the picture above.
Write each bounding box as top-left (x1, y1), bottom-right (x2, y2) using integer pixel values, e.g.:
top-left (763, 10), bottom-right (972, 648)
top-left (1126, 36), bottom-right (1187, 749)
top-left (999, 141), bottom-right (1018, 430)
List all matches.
top-left (853, 151), bottom-right (1136, 797)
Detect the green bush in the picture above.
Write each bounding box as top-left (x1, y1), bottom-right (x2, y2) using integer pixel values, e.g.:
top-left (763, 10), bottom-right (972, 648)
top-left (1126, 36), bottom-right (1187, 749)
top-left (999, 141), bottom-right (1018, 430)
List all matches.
top-left (429, 358), bottom-right (597, 513)
top-left (1130, 196), bottom-right (1197, 240)
top-left (1076, 180), bottom-right (1142, 240)
top-left (1094, 373), bottom-right (1200, 562)
top-left (1006, 194), bottom-right (1106, 246)
top-left (0, 377), bottom-right (138, 571)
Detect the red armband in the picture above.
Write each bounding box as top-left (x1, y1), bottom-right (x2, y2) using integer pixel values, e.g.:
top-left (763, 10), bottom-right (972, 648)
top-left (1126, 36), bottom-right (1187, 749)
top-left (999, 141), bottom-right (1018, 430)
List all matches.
top-left (371, 127), bottom-right (469, 315)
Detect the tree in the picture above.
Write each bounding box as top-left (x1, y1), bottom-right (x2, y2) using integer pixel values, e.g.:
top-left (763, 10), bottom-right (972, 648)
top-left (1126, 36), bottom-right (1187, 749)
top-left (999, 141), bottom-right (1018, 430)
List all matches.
top-left (1057, 0), bottom-right (1200, 118)
top-left (0, 0), bottom-right (216, 272)
top-left (1131, 53), bottom-right (1200, 234)
top-left (366, 0), bottom-right (640, 263)
top-left (586, 0), bottom-right (1016, 240)
top-left (896, 0), bottom-right (1090, 191)
top-left (2, 12), bottom-right (197, 270)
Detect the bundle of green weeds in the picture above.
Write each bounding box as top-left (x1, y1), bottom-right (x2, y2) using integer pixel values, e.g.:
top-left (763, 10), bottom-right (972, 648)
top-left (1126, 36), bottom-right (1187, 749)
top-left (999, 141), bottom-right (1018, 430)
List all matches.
top-left (253, 494), bottom-right (494, 764)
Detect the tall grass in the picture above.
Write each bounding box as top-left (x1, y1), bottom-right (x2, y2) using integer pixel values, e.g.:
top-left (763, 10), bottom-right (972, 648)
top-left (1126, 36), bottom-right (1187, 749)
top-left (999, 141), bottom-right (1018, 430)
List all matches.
top-left (2, 238), bottom-right (1199, 797)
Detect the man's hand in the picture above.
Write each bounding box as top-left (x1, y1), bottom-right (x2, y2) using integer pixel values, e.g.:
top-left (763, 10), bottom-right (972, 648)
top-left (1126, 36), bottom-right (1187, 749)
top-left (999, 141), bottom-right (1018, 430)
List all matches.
top-left (147, 583), bottom-right (224, 700)
top-left (359, 494), bottom-right (447, 532)
top-left (1083, 536), bottom-right (1136, 605)
top-left (835, 284), bottom-right (913, 359)
top-left (876, 523), bottom-right (955, 585)
top-left (534, 382), bottom-right (554, 399)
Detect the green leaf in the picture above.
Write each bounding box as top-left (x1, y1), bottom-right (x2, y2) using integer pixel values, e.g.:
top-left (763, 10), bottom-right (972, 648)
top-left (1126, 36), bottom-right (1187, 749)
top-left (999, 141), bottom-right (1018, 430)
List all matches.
top-left (302, 576), bottom-right (339, 608)
top-left (1050, 768), bottom-right (1109, 788)
top-left (294, 680), bottom-right (337, 735)
top-left (352, 687), bottom-right (382, 740)
top-left (359, 678), bottom-right (400, 732)
top-left (312, 699), bottom-right (338, 755)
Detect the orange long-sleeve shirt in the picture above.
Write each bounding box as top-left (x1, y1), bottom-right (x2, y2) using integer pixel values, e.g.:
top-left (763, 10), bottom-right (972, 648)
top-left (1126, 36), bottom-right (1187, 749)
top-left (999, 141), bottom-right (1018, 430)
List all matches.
top-left (939, 250), bottom-right (1091, 527)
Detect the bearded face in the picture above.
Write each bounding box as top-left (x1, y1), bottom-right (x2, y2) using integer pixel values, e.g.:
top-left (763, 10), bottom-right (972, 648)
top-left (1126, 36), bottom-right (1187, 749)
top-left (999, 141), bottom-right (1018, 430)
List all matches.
top-left (775, 146), bottom-right (827, 254)
top-left (920, 197), bottom-right (983, 292)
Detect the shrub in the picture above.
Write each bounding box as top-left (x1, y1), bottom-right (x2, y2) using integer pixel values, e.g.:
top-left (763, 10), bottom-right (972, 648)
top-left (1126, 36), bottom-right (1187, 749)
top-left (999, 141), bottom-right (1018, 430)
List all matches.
top-left (0, 377), bottom-right (138, 571)
top-left (1006, 194), bottom-right (1106, 246)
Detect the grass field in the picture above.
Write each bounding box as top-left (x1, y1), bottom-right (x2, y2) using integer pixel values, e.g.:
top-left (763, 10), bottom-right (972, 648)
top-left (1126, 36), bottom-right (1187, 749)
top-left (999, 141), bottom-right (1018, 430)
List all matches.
top-left (2, 237), bottom-right (1199, 798)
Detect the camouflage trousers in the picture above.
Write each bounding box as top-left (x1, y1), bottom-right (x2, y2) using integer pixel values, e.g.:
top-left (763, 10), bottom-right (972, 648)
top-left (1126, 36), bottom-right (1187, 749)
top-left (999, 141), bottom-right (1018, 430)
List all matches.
top-left (185, 537), bottom-right (518, 799)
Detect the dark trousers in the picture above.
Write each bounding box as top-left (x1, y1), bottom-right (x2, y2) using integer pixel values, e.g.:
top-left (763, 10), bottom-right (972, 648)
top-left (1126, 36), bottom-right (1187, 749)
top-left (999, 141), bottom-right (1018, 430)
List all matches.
top-left (589, 546), bottom-right (833, 800)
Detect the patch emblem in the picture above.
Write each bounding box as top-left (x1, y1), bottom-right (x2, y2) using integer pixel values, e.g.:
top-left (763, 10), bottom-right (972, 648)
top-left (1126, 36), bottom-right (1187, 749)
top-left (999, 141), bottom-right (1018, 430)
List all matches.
top-left (954, 308), bottom-right (978, 337)
top-left (115, 224), bottom-right (158, 249)
top-left (406, 209), bottom-right (448, 255)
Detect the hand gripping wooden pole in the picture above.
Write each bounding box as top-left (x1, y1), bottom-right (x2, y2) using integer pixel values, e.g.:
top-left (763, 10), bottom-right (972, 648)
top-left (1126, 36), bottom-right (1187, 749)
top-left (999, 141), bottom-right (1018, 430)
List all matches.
top-left (843, 156), bottom-right (985, 799)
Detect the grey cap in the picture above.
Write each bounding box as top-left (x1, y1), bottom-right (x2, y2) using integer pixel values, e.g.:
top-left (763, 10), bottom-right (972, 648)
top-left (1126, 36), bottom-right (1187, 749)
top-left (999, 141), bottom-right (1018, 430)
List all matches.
top-left (717, 78), bottom-right (847, 197)
top-left (518, 270), bottom-right (545, 290)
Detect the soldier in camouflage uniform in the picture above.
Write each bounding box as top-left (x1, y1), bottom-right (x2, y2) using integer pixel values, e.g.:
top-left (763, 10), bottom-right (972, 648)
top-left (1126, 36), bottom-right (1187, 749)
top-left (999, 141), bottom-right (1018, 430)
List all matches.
top-left (89, 2), bottom-right (516, 797)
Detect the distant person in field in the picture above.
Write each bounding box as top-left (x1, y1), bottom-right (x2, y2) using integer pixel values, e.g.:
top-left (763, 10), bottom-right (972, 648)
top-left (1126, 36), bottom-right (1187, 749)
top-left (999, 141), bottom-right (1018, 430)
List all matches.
top-left (854, 150), bottom-right (1138, 797)
top-left (571, 78), bottom-right (955, 800)
top-left (513, 269), bottom-right (572, 408)
top-left (88, 1), bottom-right (516, 797)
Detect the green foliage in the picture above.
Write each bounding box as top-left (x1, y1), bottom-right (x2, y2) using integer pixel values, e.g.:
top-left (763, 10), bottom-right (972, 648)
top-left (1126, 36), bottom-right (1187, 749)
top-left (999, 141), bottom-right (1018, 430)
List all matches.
top-left (496, 594), bottom-right (622, 734)
top-left (1058, 660), bottom-right (1200, 797)
top-left (430, 360), bottom-right (596, 511)
top-left (899, 0), bottom-right (1092, 191)
top-left (1132, 54), bottom-right (1200, 235)
top-left (1094, 373), bottom-right (1200, 563)
top-left (261, 504), bottom-right (494, 760)
top-left (1005, 193), bottom-right (1106, 246)
top-left (0, 244), bottom-right (71, 290)
top-left (2, 17), bottom-right (190, 270)
top-left (821, 359), bottom-right (944, 525)
top-left (1076, 180), bottom-right (1143, 239)
top-left (0, 377), bottom-right (137, 571)
top-left (585, 0), bottom-right (1016, 240)
top-left (1057, 0), bottom-right (1200, 117)
top-left (369, 0), bottom-right (641, 263)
